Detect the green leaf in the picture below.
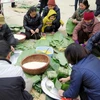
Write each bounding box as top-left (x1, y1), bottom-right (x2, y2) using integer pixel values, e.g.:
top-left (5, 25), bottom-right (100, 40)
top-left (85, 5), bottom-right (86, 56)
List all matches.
top-left (55, 52), bottom-right (67, 66)
top-left (49, 58), bottom-right (60, 71)
top-left (55, 79), bottom-right (62, 90)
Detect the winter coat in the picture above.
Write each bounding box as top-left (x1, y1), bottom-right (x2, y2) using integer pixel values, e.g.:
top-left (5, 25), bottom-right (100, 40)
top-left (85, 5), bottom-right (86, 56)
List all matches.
top-left (42, 9), bottom-right (64, 32)
top-left (23, 13), bottom-right (42, 32)
top-left (0, 24), bottom-right (18, 46)
top-left (86, 31), bottom-right (100, 51)
top-left (0, 59), bottom-right (33, 100)
top-left (42, 5), bottom-right (60, 25)
top-left (72, 8), bottom-right (90, 21)
top-left (63, 54), bottom-right (100, 100)
top-left (72, 17), bottom-right (100, 40)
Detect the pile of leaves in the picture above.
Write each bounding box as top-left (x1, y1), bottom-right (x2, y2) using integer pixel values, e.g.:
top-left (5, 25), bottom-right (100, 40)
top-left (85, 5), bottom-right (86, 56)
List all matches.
top-left (15, 40), bottom-right (35, 51)
top-left (34, 32), bottom-right (74, 52)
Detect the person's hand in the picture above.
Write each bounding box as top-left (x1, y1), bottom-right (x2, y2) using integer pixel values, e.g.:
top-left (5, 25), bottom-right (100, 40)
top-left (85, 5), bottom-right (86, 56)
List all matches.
top-left (59, 76), bottom-right (70, 83)
top-left (11, 46), bottom-right (15, 52)
top-left (72, 19), bottom-right (78, 24)
top-left (30, 29), bottom-right (35, 36)
top-left (35, 28), bottom-right (39, 33)
top-left (58, 90), bottom-right (64, 97)
top-left (51, 32), bottom-right (55, 34)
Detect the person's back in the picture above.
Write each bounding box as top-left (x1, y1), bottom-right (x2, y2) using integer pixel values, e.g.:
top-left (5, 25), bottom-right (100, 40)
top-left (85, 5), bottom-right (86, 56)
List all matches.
top-left (0, 77), bottom-right (30, 100)
top-left (74, 54), bottom-right (100, 99)
top-left (0, 40), bottom-right (33, 100)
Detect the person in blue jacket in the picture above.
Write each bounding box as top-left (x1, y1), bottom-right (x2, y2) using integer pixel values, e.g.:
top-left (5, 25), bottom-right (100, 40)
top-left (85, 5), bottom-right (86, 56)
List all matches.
top-left (85, 31), bottom-right (100, 56)
top-left (42, 0), bottom-right (61, 32)
top-left (58, 43), bottom-right (100, 100)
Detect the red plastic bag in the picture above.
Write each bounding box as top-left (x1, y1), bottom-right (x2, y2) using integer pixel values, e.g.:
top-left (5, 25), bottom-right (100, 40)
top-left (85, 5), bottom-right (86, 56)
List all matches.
top-left (61, 97), bottom-right (72, 100)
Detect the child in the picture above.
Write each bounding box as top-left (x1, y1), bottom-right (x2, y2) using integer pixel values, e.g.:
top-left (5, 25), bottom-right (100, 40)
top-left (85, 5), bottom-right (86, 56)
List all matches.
top-left (23, 6), bottom-right (42, 39)
top-left (42, 9), bottom-right (64, 34)
top-left (42, 0), bottom-right (61, 32)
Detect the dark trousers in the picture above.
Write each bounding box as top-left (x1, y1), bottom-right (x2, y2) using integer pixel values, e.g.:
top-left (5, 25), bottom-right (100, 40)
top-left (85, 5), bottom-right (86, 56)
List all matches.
top-left (78, 30), bottom-right (90, 44)
top-left (75, 0), bottom-right (83, 11)
top-left (39, 0), bottom-right (48, 14)
top-left (52, 21), bottom-right (61, 32)
top-left (92, 45), bottom-right (100, 57)
top-left (44, 26), bottom-right (55, 33)
top-left (23, 31), bottom-right (41, 40)
top-left (95, 4), bottom-right (100, 16)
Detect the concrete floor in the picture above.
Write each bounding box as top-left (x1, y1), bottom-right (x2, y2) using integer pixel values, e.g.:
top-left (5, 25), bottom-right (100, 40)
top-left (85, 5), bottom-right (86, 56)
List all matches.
top-left (2, 0), bottom-right (97, 33)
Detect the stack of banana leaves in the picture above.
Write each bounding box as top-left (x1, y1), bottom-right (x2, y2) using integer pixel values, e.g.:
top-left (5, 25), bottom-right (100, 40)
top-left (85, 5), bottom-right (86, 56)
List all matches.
top-left (15, 32), bottom-right (73, 99)
top-left (9, 24), bottom-right (25, 33)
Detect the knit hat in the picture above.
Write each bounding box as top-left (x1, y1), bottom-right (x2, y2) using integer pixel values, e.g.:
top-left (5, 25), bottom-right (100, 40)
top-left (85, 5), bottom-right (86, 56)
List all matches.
top-left (47, 0), bottom-right (56, 6)
top-left (0, 14), bottom-right (5, 24)
top-left (83, 11), bottom-right (94, 20)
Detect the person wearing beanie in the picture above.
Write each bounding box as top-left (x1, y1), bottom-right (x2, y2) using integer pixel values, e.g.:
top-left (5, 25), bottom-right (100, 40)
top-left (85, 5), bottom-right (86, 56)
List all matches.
top-left (66, 0), bottom-right (90, 35)
top-left (72, 11), bottom-right (100, 45)
top-left (0, 14), bottom-right (18, 51)
top-left (42, 0), bottom-right (61, 32)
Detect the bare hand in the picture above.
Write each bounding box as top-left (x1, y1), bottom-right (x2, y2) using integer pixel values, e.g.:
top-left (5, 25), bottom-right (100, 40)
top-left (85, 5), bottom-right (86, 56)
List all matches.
top-left (35, 28), bottom-right (39, 33)
top-left (59, 76), bottom-right (70, 83)
top-left (58, 90), bottom-right (64, 97)
top-left (11, 46), bottom-right (15, 52)
top-left (30, 29), bottom-right (35, 36)
top-left (72, 19), bottom-right (78, 24)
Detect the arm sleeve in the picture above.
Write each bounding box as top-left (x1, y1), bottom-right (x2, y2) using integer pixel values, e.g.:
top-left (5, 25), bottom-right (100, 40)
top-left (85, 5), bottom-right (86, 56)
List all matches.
top-left (5, 24), bottom-right (18, 46)
top-left (86, 32), bottom-right (100, 51)
top-left (38, 16), bottom-right (43, 30)
top-left (91, 23), bottom-right (100, 35)
top-left (63, 68), bottom-right (82, 98)
top-left (23, 16), bottom-right (31, 31)
top-left (52, 9), bottom-right (60, 24)
top-left (72, 21), bottom-right (82, 40)
top-left (72, 11), bottom-right (76, 19)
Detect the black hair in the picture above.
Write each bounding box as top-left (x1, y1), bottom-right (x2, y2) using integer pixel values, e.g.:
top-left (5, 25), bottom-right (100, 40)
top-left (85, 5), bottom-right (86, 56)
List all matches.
top-left (49, 14), bottom-right (56, 19)
top-left (27, 6), bottom-right (37, 15)
top-left (82, 0), bottom-right (90, 9)
top-left (0, 40), bottom-right (11, 58)
top-left (65, 43), bottom-right (88, 65)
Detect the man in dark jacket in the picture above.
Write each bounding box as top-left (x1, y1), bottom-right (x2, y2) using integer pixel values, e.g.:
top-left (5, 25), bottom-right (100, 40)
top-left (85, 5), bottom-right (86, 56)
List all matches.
top-left (42, 0), bottom-right (61, 32)
top-left (0, 14), bottom-right (18, 49)
top-left (0, 40), bottom-right (33, 100)
top-left (85, 31), bottom-right (100, 56)
top-left (95, 0), bottom-right (100, 16)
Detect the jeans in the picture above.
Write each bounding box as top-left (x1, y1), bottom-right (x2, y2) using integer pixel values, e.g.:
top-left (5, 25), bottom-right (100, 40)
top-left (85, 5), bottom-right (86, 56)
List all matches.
top-left (95, 5), bottom-right (100, 16)
top-left (75, 0), bottom-right (83, 11)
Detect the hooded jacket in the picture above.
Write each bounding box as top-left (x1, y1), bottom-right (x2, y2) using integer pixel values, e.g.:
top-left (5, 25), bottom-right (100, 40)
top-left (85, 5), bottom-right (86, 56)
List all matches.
top-left (42, 9), bottom-right (63, 32)
top-left (23, 13), bottom-right (42, 32)
top-left (42, 5), bottom-right (60, 24)
top-left (72, 17), bottom-right (100, 40)
top-left (63, 54), bottom-right (100, 100)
